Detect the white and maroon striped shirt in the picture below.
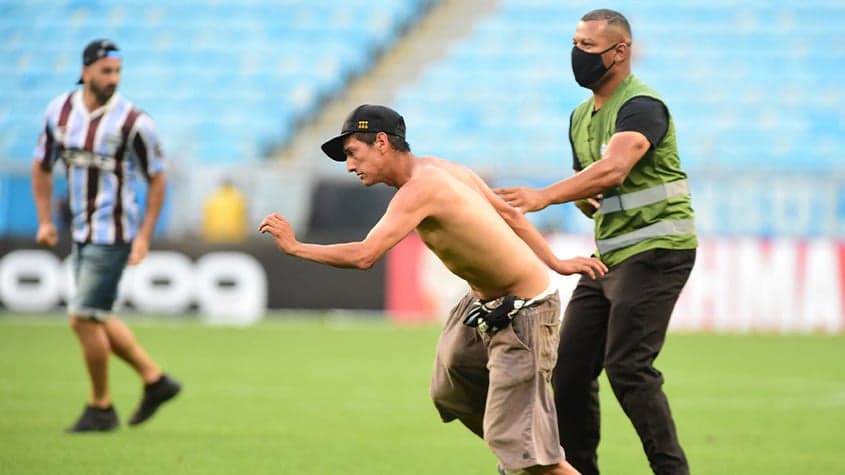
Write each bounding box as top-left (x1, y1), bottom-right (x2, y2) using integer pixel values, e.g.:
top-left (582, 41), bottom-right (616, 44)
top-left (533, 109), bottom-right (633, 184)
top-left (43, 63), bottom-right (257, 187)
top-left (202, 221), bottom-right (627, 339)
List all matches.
top-left (34, 90), bottom-right (165, 244)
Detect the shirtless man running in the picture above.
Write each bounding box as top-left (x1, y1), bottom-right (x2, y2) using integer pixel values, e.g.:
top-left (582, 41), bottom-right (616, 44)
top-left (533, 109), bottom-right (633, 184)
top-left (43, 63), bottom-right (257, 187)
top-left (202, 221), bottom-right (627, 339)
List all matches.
top-left (259, 104), bottom-right (606, 475)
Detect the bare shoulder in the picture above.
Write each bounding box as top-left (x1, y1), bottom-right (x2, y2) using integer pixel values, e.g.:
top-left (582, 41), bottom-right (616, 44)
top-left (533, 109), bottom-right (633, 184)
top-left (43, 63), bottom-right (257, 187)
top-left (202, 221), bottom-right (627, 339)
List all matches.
top-left (421, 156), bottom-right (469, 171)
top-left (418, 156), bottom-right (490, 197)
top-left (409, 157), bottom-right (450, 183)
top-left (415, 156), bottom-right (476, 183)
top-left (394, 163), bottom-right (441, 200)
top-left (393, 159), bottom-right (461, 206)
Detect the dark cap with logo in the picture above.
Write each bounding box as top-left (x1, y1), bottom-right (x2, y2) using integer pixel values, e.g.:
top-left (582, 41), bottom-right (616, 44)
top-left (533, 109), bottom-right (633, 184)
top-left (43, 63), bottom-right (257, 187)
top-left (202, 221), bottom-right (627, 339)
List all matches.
top-left (77, 39), bottom-right (121, 84)
top-left (320, 104), bottom-right (406, 161)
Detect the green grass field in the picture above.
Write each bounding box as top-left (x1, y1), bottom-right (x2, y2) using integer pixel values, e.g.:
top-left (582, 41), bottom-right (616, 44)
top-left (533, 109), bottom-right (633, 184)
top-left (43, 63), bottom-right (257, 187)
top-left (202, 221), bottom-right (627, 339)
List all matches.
top-left (0, 314), bottom-right (843, 475)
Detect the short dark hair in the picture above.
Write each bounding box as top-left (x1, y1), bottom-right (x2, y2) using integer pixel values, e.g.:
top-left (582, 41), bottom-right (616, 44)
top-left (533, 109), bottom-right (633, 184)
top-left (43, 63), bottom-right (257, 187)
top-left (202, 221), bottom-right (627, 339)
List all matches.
top-left (351, 132), bottom-right (411, 153)
top-left (582, 9), bottom-right (632, 40)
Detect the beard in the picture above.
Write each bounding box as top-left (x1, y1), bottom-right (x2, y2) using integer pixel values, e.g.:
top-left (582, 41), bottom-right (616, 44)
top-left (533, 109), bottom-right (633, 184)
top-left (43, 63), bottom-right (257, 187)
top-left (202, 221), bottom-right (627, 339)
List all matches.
top-left (88, 81), bottom-right (117, 105)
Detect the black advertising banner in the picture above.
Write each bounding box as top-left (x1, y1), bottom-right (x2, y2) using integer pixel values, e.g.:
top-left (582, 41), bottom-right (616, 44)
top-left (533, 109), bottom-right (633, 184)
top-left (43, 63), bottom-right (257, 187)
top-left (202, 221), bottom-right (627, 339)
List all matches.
top-left (0, 235), bottom-right (386, 314)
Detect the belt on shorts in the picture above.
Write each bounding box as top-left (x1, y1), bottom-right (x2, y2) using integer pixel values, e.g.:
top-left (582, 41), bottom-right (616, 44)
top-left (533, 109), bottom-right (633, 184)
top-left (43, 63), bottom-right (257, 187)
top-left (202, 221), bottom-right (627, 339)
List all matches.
top-left (464, 284), bottom-right (556, 335)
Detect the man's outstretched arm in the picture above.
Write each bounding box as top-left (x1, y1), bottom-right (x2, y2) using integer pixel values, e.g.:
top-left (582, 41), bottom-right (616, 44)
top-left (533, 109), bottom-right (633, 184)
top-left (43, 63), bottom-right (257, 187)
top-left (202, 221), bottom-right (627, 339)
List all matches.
top-left (259, 181), bottom-right (428, 270)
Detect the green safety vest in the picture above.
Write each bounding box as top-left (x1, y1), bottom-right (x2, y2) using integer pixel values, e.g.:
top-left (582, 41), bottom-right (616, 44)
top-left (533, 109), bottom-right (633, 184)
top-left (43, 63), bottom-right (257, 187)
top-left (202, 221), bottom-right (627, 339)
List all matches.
top-left (570, 74), bottom-right (698, 267)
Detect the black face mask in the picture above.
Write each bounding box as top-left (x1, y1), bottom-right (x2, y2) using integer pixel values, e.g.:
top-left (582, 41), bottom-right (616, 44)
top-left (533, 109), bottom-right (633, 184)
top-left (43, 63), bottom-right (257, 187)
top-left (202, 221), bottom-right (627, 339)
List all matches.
top-left (571, 43), bottom-right (618, 88)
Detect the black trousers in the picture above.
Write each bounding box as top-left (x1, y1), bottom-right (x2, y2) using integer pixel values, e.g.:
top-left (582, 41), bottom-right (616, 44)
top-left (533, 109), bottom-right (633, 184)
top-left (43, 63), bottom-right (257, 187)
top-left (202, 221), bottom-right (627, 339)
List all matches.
top-left (553, 248), bottom-right (696, 475)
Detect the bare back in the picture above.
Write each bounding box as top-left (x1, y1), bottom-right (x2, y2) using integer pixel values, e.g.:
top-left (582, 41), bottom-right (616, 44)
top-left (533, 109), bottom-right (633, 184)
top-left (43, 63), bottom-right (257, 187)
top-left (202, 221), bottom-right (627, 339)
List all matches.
top-left (405, 158), bottom-right (549, 300)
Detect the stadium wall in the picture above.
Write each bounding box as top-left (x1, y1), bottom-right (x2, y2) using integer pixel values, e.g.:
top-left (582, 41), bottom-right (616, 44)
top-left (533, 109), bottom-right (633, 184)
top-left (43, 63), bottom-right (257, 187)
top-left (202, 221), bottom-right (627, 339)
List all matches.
top-left (0, 236), bottom-right (385, 325)
top-left (3, 232), bottom-right (843, 333)
top-left (387, 234), bottom-right (845, 334)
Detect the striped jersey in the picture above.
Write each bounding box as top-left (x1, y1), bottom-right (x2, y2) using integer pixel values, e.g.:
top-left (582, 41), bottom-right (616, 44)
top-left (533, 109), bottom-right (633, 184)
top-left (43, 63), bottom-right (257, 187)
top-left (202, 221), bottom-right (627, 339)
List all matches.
top-left (34, 90), bottom-right (165, 244)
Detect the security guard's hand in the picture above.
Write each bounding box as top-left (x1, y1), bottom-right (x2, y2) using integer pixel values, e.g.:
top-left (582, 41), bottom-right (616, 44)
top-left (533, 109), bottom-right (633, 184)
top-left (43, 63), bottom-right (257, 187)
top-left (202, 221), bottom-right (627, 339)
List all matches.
top-left (494, 186), bottom-right (547, 213)
top-left (574, 194), bottom-right (603, 218)
top-left (555, 256), bottom-right (608, 279)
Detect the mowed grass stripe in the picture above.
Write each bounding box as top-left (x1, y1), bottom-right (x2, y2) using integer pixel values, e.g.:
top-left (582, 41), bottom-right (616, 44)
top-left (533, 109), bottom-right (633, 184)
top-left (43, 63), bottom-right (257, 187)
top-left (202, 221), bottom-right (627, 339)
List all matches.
top-left (0, 316), bottom-right (842, 474)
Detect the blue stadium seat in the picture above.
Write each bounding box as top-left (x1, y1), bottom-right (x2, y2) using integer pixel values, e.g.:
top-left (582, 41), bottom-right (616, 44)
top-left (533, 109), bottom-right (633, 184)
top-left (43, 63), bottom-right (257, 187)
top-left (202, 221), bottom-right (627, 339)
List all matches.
top-left (391, 1), bottom-right (845, 175)
top-left (0, 0), bottom-right (432, 162)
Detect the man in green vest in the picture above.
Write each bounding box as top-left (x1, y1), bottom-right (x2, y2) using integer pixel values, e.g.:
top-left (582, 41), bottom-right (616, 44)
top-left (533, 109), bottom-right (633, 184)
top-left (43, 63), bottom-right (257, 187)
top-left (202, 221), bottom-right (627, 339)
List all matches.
top-left (496, 9), bottom-right (696, 475)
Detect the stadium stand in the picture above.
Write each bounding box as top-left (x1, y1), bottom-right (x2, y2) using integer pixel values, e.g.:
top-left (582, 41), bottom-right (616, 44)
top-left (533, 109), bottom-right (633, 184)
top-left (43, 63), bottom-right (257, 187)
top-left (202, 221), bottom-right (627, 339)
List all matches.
top-left (0, 0), bottom-right (434, 164)
top-left (1, 1), bottom-right (843, 237)
top-left (392, 1), bottom-right (845, 176)
top-left (0, 0), bottom-right (435, 236)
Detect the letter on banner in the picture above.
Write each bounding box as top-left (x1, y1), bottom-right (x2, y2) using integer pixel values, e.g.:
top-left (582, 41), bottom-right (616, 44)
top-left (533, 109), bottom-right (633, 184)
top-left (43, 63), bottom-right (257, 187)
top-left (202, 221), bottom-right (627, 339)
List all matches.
top-left (127, 251), bottom-right (194, 314)
top-left (800, 239), bottom-right (843, 332)
top-left (0, 250), bottom-right (62, 312)
top-left (194, 252), bottom-right (267, 325)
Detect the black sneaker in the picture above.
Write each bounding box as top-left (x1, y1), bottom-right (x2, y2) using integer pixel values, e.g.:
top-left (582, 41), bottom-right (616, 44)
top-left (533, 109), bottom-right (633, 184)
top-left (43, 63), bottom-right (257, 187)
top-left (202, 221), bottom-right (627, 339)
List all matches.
top-left (66, 405), bottom-right (119, 433)
top-left (128, 373), bottom-right (182, 426)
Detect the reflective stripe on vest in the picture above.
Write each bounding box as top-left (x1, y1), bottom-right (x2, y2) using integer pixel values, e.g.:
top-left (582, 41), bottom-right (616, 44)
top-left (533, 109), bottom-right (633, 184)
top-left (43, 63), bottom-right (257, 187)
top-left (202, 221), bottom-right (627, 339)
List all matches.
top-left (598, 179), bottom-right (690, 214)
top-left (596, 219), bottom-right (695, 255)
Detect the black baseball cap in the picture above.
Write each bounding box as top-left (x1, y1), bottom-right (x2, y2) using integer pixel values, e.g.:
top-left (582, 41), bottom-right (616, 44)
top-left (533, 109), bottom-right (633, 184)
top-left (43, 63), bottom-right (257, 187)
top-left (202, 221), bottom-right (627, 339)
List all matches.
top-left (77, 39), bottom-right (121, 84)
top-left (320, 104), bottom-right (406, 161)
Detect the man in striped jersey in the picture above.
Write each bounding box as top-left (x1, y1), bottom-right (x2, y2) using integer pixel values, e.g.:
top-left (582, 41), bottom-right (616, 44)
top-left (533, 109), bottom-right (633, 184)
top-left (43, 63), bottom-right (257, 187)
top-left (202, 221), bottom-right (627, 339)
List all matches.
top-left (31, 39), bottom-right (181, 432)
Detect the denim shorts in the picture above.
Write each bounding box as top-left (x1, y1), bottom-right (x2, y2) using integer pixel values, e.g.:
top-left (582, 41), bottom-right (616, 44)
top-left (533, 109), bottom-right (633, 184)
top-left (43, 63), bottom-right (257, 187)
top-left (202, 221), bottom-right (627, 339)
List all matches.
top-left (69, 242), bottom-right (131, 321)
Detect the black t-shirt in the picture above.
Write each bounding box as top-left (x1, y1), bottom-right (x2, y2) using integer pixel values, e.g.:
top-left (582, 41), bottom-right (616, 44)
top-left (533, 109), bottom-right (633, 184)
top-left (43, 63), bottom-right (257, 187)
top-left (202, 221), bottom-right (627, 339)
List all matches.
top-left (570, 96), bottom-right (669, 171)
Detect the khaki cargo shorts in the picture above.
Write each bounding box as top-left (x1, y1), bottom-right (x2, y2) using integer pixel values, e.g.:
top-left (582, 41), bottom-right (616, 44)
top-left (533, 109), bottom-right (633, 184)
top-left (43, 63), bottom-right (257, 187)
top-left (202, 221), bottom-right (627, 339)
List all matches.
top-left (430, 290), bottom-right (565, 472)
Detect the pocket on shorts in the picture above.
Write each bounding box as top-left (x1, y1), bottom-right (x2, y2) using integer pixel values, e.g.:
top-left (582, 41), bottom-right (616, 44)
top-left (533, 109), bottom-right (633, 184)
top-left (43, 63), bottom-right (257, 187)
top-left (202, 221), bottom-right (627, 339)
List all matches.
top-left (488, 324), bottom-right (534, 389)
top-left (536, 311), bottom-right (560, 375)
top-left (509, 306), bottom-right (560, 376)
top-left (509, 311), bottom-right (533, 351)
